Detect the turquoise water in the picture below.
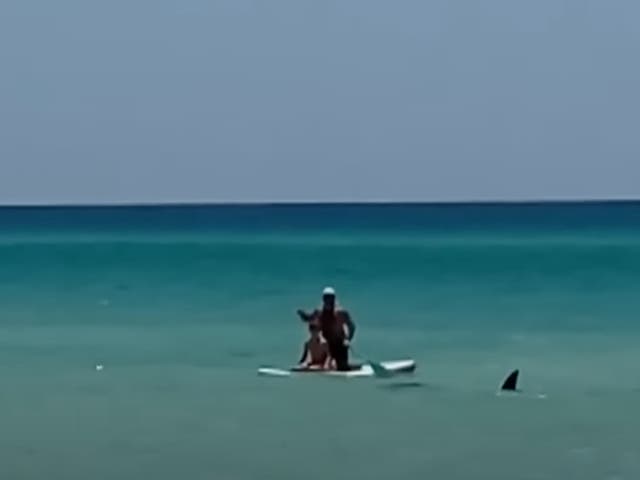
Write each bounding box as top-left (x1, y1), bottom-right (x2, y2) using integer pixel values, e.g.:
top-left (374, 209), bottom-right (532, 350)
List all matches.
top-left (1, 203), bottom-right (640, 479)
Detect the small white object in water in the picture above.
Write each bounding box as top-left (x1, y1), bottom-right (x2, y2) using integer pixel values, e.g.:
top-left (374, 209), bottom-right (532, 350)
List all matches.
top-left (99, 299), bottom-right (110, 307)
top-left (96, 364), bottom-right (104, 371)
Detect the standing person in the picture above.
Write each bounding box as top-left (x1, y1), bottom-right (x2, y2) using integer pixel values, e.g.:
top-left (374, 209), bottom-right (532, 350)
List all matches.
top-left (297, 287), bottom-right (356, 371)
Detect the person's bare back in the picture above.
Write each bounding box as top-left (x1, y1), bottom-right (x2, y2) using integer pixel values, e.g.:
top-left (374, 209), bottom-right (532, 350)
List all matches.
top-left (296, 323), bottom-right (330, 370)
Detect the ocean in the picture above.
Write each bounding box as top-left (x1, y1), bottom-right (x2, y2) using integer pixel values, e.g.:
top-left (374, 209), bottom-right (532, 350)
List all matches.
top-left (1, 202), bottom-right (639, 480)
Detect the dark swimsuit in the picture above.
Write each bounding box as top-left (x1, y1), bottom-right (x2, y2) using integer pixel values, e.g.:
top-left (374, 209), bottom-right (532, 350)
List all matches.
top-left (319, 309), bottom-right (350, 371)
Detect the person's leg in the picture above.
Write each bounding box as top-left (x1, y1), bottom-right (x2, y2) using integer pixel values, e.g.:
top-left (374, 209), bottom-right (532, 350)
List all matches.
top-left (330, 341), bottom-right (349, 371)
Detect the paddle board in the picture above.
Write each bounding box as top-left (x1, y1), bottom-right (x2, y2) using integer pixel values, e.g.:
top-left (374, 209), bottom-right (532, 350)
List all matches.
top-left (257, 359), bottom-right (416, 378)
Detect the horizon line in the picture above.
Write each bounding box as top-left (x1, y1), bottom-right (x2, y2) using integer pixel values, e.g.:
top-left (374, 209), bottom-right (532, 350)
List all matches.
top-left (1, 197), bottom-right (640, 208)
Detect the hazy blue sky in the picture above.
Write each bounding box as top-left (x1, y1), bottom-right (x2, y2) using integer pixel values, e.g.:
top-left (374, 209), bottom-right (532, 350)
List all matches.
top-left (1, 0), bottom-right (638, 204)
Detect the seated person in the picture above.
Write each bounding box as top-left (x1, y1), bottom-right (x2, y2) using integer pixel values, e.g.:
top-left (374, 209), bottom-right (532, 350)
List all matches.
top-left (295, 322), bottom-right (331, 370)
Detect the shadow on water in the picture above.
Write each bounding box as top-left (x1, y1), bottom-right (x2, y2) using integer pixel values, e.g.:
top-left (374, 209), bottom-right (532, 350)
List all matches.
top-left (228, 350), bottom-right (256, 359)
top-left (377, 381), bottom-right (433, 391)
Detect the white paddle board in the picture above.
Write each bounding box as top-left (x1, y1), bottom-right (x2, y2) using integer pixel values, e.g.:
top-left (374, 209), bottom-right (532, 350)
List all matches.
top-left (257, 359), bottom-right (416, 378)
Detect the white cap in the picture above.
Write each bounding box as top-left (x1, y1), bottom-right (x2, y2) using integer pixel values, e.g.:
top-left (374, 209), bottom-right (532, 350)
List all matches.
top-left (322, 286), bottom-right (336, 296)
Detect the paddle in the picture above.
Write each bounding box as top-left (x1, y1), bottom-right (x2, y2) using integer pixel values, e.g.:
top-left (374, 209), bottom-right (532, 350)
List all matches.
top-left (348, 344), bottom-right (395, 378)
top-left (368, 360), bottom-right (396, 378)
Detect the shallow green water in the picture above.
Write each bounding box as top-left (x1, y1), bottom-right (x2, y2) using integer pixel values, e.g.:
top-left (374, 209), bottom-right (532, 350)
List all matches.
top-left (1, 203), bottom-right (639, 479)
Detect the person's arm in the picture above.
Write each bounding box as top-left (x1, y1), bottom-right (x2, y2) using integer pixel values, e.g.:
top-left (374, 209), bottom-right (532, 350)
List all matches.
top-left (342, 310), bottom-right (356, 341)
top-left (298, 343), bottom-right (310, 365)
top-left (297, 309), bottom-right (316, 323)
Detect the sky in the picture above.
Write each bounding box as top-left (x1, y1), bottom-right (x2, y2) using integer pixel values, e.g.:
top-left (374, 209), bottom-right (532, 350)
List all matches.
top-left (1, 0), bottom-right (639, 204)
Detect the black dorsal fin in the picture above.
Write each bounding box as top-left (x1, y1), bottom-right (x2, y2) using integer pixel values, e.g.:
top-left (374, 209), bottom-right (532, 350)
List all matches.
top-left (500, 369), bottom-right (519, 391)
